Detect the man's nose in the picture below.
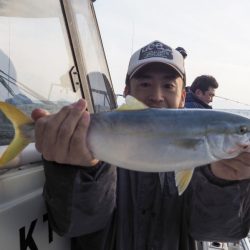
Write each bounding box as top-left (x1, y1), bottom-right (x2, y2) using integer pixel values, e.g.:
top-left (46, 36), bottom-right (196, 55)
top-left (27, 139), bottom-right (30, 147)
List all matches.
top-left (149, 87), bottom-right (164, 102)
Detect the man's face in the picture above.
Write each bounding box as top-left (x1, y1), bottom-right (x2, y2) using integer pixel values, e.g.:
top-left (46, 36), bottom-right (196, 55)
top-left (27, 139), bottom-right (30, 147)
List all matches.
top-left (124, 64), bottom-right (186, 109)
top-left (195, 87), bottom-right (215, 104)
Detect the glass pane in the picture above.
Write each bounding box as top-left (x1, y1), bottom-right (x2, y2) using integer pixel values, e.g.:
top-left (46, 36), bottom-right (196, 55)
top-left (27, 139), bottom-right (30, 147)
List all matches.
top-left (0, 0), bottom-right (81, 145)
top-left (71, 0), bottom-right (116, 112)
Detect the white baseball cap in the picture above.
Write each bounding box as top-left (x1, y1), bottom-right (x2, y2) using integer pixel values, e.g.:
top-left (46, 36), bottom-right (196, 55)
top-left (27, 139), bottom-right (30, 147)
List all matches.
top-left (126, 40), bottom-right (185, 82)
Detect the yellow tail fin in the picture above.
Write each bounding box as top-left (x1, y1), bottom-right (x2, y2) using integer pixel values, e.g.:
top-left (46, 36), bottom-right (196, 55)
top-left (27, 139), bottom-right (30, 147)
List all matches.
top-left (175, 169), bottom-right (194, 195)
top-left (0, 102), bottom-right (33, 167)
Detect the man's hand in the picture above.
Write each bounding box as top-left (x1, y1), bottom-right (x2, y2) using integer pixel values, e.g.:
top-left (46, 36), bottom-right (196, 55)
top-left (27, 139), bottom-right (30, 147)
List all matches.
top-left (31, 99), bottom-right (99, 167)
top-left (211, 152), bottom-right (250, 180)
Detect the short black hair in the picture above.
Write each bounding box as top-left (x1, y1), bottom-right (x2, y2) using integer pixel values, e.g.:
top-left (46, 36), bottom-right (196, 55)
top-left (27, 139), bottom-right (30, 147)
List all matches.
top-left (190, 75), bottom-right (219, 94)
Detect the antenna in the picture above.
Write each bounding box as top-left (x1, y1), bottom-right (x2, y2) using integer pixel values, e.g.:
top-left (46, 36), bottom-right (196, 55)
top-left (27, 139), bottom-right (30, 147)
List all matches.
top-left (131, 19), bottom-right (135, 55)
top-left (215, 95), bottom-right (250, 107)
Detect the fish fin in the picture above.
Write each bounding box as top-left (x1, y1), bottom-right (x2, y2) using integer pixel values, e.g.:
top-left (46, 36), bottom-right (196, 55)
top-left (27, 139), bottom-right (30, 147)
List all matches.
top-left (116, 95), bottom-right (149, 111)
top-left (0, 102), bottom-right (33, 126)
top-left (175, 169), bottom-right (194, 195)
top-left (0, 102), bottom-right (33, 166)
top-left (0, 135), bottom-right (30, 166)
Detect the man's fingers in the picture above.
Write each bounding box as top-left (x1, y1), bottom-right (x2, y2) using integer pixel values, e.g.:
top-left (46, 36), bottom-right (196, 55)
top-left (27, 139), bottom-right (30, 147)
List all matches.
top-left (33, 99), bottom-right (95, 165)
top-left (34, 116), bottom-right (47, 153)
top-left (54, 108), bottom-right (87, 163)
top-left (68, 112), bottom-right (97, 166)
top-left (71, 99), bottom-right (87, 111)
top-left (31, 108), bottom-right (50, 121)
top-left (35, 106), bottom-right (70, 155)
top-left (235, 152), bottom-right (250, 162)
top-left (31, 108), bottom-right (51, 152)
top-left (39, 106), bottom-right (74, 160)
top-left (212, 152), bottom-right (250, 180)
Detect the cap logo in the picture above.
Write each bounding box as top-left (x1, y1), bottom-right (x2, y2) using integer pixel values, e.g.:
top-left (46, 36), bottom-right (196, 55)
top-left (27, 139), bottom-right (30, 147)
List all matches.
top-left (139, 41), bottom-right (173, 60)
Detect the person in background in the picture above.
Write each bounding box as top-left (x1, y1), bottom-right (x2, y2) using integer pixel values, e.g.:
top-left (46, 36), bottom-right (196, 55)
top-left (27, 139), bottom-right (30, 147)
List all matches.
top-left (31, 41), bottom-right (250, 250)
top-left (185, 75), bottom-right (219, 109)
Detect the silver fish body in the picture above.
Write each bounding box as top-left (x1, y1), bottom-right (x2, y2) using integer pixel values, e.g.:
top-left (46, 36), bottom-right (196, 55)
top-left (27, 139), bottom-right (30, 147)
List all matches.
top-left (88, 109), bottom-right (250, 172)
top-left (2, 100), bottom-right (249, 194)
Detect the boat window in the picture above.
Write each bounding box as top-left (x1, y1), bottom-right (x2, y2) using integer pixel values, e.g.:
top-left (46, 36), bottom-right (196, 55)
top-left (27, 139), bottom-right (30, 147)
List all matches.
top-left (0, 0), bottom-right (82, 145)
top-left (71, 0), bottom-right (116, 112)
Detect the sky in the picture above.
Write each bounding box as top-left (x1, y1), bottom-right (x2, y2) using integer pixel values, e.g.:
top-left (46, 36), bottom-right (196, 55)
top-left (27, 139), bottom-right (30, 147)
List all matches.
top-left (94, 0), bottom-right (250, 109)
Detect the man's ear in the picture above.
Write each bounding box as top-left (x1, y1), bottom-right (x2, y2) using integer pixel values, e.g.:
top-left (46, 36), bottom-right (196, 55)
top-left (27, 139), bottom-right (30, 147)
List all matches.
top-left (124, 85), bottom-right (130, 96)
top-left (179, 89), bottom-right (186, 108)
top-left (195, 89), bottom-right (202, 97)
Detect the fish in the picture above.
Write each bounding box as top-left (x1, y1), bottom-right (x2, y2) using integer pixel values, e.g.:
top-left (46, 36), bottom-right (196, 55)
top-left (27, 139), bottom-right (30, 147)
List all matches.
top-left (1, 96), bottom-right (250, 195)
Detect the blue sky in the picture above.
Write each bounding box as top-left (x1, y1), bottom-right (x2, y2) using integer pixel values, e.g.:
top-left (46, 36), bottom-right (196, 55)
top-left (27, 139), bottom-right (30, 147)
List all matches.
top-left (94, 0), bottom-right (250, 109)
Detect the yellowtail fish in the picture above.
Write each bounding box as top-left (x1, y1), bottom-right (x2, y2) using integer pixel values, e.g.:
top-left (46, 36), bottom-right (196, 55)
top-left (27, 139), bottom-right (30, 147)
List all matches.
top-left (1, 96), bottom-right (250, 195)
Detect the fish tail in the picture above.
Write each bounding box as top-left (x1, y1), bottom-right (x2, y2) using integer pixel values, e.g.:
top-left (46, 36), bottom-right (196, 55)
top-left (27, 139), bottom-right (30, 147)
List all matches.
top-left (175, 169), bottom-right (194, 195)
top-left (0, 102), bottom-right (33, 166)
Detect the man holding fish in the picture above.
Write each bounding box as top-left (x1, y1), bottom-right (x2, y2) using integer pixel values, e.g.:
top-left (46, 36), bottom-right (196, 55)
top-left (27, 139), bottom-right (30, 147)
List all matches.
top-left (4, 41), bottom-right (250, 249)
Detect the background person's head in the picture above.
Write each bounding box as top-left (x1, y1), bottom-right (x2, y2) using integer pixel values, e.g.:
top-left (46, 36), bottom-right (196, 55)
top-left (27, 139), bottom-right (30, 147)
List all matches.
top-left (124, 40), bottom-right (186, 109)
top-left (190, 75), bottom-right (219, 104)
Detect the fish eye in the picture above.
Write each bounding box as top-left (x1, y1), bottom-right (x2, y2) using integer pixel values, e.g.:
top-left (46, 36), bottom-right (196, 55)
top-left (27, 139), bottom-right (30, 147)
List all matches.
top-left (239, 126), bottom-right (247, 134)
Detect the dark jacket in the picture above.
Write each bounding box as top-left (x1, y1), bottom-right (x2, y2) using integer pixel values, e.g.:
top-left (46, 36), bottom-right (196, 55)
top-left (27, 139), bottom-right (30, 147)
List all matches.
top-left (185, 89), bottom-right (212, 109)
top-left (43, 161), bottom-right (250, 250)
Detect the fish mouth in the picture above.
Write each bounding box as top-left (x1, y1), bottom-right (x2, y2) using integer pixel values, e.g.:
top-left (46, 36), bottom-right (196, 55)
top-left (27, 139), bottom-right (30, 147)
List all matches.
top-left (227, 143), bottom-right (250, 154)
top-left (238, 143), bottom-right (250, 152)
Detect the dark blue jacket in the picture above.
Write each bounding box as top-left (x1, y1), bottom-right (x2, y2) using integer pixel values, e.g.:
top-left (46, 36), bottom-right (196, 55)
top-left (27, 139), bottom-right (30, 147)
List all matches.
top-left (43, 160), bottom-right (250, 250)
top-left (185, 90), bottom-right (212, 109)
